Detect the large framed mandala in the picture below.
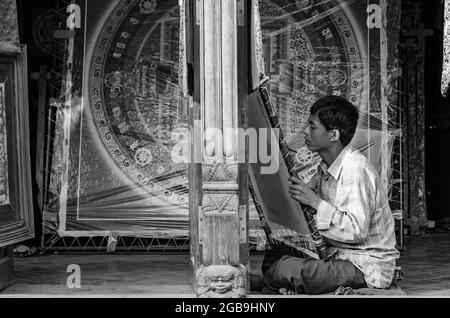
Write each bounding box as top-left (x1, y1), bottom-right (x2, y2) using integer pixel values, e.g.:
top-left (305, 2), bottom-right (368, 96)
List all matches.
top-left (88, 0), bottom-right (189, 208)
top-left (45, 0), bottom-right (191, 236)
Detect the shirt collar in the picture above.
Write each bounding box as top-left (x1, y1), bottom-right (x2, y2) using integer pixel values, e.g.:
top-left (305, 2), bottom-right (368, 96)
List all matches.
top-left (319, 144), bottom-right (354, 180)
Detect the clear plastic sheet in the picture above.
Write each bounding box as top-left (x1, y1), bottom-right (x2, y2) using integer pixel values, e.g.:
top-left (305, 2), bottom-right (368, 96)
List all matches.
top-left (249, 0), bottom-right (402, 250)
top-left (253, 0), bottom-right (403, 230)
top-left (44, 0), bottom-right (189, 238)
top-left (43, 0), bottom-right (402, 242)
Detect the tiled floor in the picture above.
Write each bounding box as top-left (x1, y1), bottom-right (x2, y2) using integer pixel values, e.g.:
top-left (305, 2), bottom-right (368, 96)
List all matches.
top-left (396, 232), bottom-right (450, 296)
top-left (1, 232), bottom-right (450, 296)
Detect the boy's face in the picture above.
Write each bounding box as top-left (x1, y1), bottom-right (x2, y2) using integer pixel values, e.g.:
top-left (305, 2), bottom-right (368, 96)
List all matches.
top-left (304, 113), bottom-right (333, 153)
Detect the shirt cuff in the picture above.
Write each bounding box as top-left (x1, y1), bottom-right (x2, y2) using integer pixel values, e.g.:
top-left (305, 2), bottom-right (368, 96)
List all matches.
top-left (316, 200), bottom-right (337, 230)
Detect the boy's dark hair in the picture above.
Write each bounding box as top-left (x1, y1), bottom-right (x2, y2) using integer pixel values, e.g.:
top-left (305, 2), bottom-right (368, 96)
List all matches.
top-left (310, 95), bottom-right (359, 146)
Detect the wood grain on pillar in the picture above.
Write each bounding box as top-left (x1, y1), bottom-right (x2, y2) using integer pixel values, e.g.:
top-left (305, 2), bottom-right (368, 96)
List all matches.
top-left (189, 0), bottom-right (249, 297)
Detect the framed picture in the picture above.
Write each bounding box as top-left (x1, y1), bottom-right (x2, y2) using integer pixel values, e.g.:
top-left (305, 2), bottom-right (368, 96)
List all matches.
top-left (0, 45), bottom-right (34, 248)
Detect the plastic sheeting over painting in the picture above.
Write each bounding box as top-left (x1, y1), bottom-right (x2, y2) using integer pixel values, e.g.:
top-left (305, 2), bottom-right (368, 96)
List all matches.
top-left (43, 0), bottom-right (402, 241)
top-left (254, 0), bottom-right (402, 192)
top-left (44, 0), bottom-right (190, 238)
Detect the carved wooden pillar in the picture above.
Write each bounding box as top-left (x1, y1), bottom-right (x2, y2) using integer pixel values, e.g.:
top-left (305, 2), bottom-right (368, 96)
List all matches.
top-left (187, 0), bottom-right (249, 298)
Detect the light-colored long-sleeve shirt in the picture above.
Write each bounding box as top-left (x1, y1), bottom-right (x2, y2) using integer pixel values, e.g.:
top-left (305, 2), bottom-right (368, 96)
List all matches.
top-left (312, 145), bottom-right (400, 289)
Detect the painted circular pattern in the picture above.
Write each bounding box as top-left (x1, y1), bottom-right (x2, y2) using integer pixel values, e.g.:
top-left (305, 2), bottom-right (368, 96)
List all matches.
top-left (259, 0), bottom-right (367, 182)
top-left (87, 0), bottom-right (366, 205)
top-left (259, 0), bottom-right (366, 142)
top-left (89, 0), bottom-right (189, 207)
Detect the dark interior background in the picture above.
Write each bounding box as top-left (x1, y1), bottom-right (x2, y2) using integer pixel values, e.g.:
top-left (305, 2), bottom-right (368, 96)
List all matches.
top-left (16, 0), bottom-right (58, 246)
top-left (424, 1), bottom-right (450, 222)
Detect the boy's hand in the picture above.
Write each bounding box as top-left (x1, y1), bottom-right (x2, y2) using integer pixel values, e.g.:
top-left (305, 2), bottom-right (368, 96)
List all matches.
top-left (288, 176), bottom-right (322, 210)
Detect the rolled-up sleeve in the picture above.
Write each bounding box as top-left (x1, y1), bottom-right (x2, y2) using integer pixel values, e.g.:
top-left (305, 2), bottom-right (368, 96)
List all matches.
top-left (316, 200), bottom-right (337, 230)
top-left (315, 172), bottom-right (376, 244)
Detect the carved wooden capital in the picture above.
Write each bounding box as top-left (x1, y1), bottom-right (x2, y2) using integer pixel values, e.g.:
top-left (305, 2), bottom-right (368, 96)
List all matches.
top-left (196, 264), bottom-right (247, 298)
top-left (202, 163), bottom-right (239, 214)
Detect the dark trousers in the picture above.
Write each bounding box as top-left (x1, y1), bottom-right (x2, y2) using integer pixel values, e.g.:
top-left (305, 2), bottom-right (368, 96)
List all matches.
top-left (262, 251), bottom-right (367, 295)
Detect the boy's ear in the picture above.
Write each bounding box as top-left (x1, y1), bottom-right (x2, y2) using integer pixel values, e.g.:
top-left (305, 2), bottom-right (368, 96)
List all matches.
top-left (329, 129), bottom-right (340, 142)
